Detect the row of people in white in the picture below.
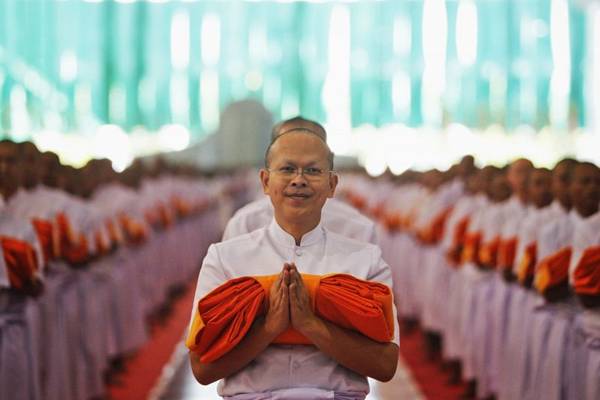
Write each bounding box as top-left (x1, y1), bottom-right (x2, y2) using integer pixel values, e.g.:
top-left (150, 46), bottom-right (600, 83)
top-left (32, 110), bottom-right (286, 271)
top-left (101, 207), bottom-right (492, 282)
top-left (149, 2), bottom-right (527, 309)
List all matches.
top-left (342, 159), bottom-right (600, 400)
top-left (0, 171), bottom-right (238, 400)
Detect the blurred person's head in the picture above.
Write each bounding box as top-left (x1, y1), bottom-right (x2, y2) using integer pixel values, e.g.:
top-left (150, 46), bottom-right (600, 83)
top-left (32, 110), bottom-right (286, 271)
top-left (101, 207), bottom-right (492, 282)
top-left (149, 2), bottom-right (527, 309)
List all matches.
top-left (271, 117), bottom-right (327, 141)
top-left (490, 170), bottom-right (512, 203)
top-left (571, 162), bottom-right (600, 218)
top-left (552, 158), bottom-right (578, 210)
top-left (0, 139), bottom-right (22, 199)
top-left (507, 158), bottom-right (533, 203)
top-left (528, 168), bottom-right (553, 209)
top-left (18, 141), bottom-right (42, 189)
top-left (457, 155), bottom-right (476, 180)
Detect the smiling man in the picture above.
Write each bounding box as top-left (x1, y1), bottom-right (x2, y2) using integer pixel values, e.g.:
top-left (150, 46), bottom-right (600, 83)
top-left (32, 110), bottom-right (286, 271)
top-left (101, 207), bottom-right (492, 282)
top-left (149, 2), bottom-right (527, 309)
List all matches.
top-left (189, 127), bottom-right (399, 399)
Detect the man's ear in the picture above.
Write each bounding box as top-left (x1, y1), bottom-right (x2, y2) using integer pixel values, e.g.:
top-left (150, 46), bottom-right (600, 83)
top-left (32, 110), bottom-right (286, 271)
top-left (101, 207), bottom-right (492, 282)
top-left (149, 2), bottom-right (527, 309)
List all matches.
top-left (260, 168), bottom-right (270, 194)
top-left (328, 173), bottom-right (339, 198)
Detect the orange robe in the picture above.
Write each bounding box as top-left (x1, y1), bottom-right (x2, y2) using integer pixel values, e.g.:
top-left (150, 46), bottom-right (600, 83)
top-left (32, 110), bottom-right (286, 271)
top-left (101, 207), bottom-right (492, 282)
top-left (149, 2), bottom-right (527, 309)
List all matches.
top-left (572, 245), bottom-right (600, 295)
top-left (1, 237), bottom-right (39, 289)
top-left (186, 273), bottom-right (394, 363)
top-left (534, 247), bottom-right (572, 294)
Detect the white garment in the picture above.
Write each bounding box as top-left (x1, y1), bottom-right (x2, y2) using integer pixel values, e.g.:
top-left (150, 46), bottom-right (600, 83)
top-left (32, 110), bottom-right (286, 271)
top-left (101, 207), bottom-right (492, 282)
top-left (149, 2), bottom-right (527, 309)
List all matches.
top-left (222, 197), bottom-right (378, 245)
top-left (190, 219), bottom-right (399, 398)
top-left (569, 210), bottom-right (600, 284)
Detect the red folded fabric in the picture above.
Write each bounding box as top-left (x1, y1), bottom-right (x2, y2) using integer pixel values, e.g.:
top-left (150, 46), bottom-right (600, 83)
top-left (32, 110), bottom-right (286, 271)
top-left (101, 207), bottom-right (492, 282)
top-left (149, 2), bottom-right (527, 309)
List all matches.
top-left (56, 212), bottom-right (89, 264)
top-left (534, 247), bottom-right (572, 294)
top-left (479, 236), bottom-right (501, 269)
top-left (517, 242), bottom-right (537, 285)
top-left (32, 218), bottom-right (55, 264)
top-left (186, 273), bottom-right (394, 363)
top-left (1, 237), bottom-right (39, 289)
top-left (572, 246), bottom-right (600, 295)
top-left (461, 232), bottom-right (482, 265)
top-left (498, 237), bottom-right (518, 271)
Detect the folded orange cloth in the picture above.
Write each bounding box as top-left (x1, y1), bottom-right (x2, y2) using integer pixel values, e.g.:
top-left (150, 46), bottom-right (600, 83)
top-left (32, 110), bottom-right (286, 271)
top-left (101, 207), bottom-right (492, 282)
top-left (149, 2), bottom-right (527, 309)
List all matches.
top-left (517, 243), bottom-right (537, 285)
top-left (461, 232), bottom-right (482, 265)
top-left (186, 273), bottom-right (394, 363)
top-left (383, 213), bottom-right (402, 233)
top-left (1, 237), bottom-right (39, 289)
top-left (572, 246), bottom-right (600, 295)
top-left (534, 247), bottom-right (572, 294)
top-left (479, 236), bottom-right (501, 269)
top-left (447, 217), bottom-right (470, 266)
top-left (498, 237), bottom-right (518, 271)
top-left (32, 218), bottom-right (55, 264)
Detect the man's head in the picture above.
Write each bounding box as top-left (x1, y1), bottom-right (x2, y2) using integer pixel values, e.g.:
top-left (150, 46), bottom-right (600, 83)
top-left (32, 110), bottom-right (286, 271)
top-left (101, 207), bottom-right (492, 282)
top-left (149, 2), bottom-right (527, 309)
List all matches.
top-left (552, 158), bottom-right (578, 210)
top-left (456, 155), bottom-right (476, 180)
top-left (571, 162), bottom-right (600, 218)
top-left (489, 169), bottom-right (512, 203)
top-left (507, 158), bottom-right (533, 202)
top-left (271, 116), bottom-right (327, 142)
top-left (0, 139), bottom-right (21, 199)
top-left (18, 141), bottom-right (42, 189)
top-left (528, 168), bottom-right (553, 209)
top-left (261, 128), bottom-right (337, 234)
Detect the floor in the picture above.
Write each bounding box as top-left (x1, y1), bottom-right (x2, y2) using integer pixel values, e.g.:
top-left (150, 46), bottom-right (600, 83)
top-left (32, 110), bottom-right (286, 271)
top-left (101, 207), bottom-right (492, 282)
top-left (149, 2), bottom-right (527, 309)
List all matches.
top-left (153, 342), bottom-right (425, 400)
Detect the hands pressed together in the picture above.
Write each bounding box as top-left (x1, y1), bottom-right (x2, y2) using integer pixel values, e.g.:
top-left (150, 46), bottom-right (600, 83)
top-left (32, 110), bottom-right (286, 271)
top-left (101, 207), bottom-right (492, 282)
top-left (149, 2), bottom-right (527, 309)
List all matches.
top-left (264, 263), bottom-right (317, 339)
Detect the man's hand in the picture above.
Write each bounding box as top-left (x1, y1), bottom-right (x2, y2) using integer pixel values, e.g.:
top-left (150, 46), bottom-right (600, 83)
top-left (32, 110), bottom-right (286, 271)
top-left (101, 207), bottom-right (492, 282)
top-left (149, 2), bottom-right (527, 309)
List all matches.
top-left (288, 263), bottom-right (319, 334)
top-left (264, 265), bottom-right (291, 339)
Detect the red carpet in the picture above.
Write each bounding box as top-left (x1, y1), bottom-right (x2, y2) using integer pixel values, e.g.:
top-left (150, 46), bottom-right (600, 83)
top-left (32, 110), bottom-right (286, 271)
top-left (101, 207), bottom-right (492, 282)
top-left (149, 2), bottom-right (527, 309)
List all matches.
top-left (399, 326), bottom-right (468, 400)
top-left (106, 283), bottom-right (196, 400)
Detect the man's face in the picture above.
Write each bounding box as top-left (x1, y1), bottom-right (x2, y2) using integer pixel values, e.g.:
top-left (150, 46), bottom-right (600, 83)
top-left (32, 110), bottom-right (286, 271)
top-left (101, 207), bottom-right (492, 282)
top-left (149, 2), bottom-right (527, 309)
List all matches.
top-left (0, 143), bottom-right (21, 197)
top-left (571, 164), bottom-right (600, 217)
top-left (528, 170), bottom-right (553, 209)
top-left (507, 159), bottom-right (532, 195)
top-left (490, 173), bottom-right (512, 202)
top-left (261, 133), bottom-right (337, 227)
top-left (551, 162), bottom-right (573, 209)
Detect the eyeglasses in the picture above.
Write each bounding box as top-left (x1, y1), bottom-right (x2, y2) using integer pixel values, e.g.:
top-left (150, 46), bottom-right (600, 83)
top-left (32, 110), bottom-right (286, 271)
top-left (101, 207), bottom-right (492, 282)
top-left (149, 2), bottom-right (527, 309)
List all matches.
top-left (267, 166), bottom-right (334, 181)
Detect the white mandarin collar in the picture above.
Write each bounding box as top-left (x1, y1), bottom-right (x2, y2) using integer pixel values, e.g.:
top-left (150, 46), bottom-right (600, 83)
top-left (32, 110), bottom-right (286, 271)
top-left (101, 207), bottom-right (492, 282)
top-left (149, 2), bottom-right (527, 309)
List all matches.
top-left (268, 217), bottom-right (325, 248)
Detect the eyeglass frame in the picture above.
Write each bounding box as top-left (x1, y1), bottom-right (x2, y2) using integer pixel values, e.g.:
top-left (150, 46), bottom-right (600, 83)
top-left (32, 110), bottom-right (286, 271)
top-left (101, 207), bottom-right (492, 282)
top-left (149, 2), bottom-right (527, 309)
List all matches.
top-left (265, 165), bottom-right (336, 181)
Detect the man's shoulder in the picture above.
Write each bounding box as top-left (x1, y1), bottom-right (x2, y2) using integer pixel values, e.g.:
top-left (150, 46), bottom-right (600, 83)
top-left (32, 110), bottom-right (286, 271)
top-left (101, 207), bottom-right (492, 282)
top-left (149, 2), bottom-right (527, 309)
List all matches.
top-left (324, 227), bottom-right (380, 255)
top-left (215, 226), bottom-right (268, 252)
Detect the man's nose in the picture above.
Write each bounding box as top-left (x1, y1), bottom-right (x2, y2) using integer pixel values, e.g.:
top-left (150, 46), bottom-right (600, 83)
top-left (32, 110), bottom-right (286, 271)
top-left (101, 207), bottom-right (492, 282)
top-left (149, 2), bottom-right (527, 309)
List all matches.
top-left (290, 172), bottom-right (308, 187)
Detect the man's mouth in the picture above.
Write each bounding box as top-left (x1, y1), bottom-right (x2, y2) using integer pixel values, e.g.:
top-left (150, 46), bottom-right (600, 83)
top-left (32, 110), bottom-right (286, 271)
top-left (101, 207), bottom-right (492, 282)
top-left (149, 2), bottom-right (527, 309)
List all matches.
top-left (285, 192), bottom-right (311, 199)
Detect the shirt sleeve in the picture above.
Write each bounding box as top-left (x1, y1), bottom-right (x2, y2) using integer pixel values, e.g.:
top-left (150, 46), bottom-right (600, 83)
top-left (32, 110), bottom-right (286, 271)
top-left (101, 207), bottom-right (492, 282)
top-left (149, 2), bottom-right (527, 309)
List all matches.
top-left (188, 243), bottom-right (230, 331)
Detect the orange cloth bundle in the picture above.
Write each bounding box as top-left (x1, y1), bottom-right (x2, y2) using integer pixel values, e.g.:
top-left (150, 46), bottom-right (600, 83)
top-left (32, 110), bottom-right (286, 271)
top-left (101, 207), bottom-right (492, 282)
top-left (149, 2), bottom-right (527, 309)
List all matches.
top-left (56, 213), bottom-right (89, 265)
top-left (572, 246), bottom-right (600, 295)
top-left (31, 218), bottom-right (55, 263)
top-left (383, 213), bottom-right (402, 233)
top-left (534, 247), bottom-right (572, 294)
top-left (479, 236), bottom-right (501, 269)
top-left (186, 273), bottom-right (394, 363)
top-left (447, 217), bottom-right (470, 266)
top-left (461, 232), bottom-right (482, 265)
top-left (1, 237), bottom-right (39, 289)
top-left (498, 237), bottom-right (518, 271)
top-left (517, 243), bottom-right (537, 285)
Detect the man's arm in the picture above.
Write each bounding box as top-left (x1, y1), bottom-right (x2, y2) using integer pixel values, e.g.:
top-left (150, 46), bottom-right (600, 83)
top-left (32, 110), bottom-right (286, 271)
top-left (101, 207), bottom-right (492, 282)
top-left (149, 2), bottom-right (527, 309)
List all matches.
top-left (288, 267), bottom-right (399, 382)
top-left (189, 268), bottom-right (290, 385)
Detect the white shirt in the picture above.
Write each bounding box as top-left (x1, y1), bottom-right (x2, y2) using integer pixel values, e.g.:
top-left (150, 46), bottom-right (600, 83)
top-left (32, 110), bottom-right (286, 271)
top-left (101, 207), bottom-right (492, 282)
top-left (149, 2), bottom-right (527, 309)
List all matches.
top-left (190, 219), bottom-right (399, 397)
top-left (222, 197), bottom-right (378, 245)
top-left (569, 210), bottom-right (600, 283)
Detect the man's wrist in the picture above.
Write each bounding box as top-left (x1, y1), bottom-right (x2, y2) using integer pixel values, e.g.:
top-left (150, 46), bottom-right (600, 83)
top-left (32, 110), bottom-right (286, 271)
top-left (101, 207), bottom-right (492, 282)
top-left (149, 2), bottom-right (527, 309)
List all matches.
top-left (295, 315), bottom-right (326, 341)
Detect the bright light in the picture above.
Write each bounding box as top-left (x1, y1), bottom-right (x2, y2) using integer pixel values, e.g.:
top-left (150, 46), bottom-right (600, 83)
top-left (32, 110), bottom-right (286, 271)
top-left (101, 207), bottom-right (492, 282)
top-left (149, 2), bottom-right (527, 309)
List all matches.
top-left (200, 69), bottom-right (220, 132)
top-left (244, 70), bottom-right (263, 91)
top-left (59, 50), bottom-right (78, 82)
top-left (109, 85), bottom-right (126, 124)
top-left (588, 4), bottom-right (600, 134)
top-left (201, 14), bottom-right (221, 66)
top-left (322, 5), bottom-right (352, 135)
top-left (549, 0), bottom-right (571, 128)
top-left (421, 0), bottom-right (447, 126)
top-left (456, 0), bottom-right (478, 66)
top-left (9, 85), bottom-right (30, 140)
top-left (171, 11), bottom-right (190, 70)
top-left (392, 71), bottom-right (411, 118)
top-left (158, 124), bottom-right (190, 152)
top-left (393, 16), bottom-right (411, 56)
top-left (170, 74), bottom-right (190, 125)
top-left (93, 124), bottom-right (132, 172)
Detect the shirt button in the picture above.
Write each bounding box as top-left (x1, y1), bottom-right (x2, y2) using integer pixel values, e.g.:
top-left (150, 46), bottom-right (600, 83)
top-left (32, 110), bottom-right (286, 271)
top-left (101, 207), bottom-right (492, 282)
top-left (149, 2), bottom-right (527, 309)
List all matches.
top-left (293, 361), bottom-right (301, 369)
top-left (295, 249), bottom-right (302, 257)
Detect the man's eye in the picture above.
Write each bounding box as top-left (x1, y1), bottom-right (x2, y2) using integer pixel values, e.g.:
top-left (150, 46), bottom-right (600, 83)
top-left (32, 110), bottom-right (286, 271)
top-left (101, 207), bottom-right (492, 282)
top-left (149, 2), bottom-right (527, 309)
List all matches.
top-left (305, 167), bottom-right (322, 176)
top-left (279, 166), bottom-right (296, 174)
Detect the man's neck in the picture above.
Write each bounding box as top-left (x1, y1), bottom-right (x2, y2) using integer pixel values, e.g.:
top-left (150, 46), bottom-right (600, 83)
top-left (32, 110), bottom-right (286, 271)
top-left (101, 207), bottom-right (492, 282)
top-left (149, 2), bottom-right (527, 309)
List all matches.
top-left (274, 215), bottom-right (320, 246)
